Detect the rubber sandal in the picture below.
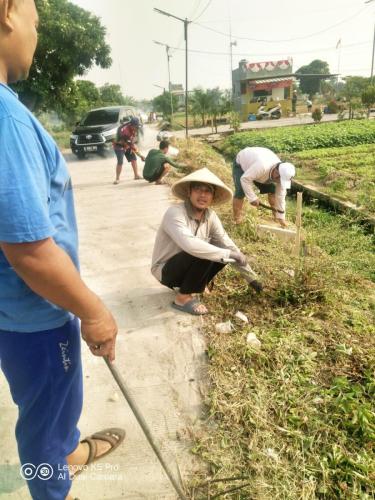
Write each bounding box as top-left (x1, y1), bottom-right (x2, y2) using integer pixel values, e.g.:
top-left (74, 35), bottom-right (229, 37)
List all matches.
top-left (71, 427), bottom-right (125, 479)
top-left (171, 298), bottom-right (208, 316)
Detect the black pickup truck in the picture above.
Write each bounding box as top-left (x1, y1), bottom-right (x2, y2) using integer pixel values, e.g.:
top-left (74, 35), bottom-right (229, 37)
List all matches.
top-left (70, 106), bottom-right (139, 158)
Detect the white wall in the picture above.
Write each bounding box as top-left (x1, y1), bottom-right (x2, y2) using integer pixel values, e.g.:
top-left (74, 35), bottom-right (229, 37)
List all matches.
top-left (272, 88), bottom-right (284, 100)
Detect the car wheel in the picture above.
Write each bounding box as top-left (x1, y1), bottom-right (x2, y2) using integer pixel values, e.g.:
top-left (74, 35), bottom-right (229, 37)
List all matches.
top-left (76, 151), bottom-right (86, 160)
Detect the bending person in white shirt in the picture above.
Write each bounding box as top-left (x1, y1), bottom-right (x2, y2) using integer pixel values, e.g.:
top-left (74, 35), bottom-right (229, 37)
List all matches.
top-left (151, 168), bottom-right (262, 316)
top-left (232, 147), bottom-right (295, 227)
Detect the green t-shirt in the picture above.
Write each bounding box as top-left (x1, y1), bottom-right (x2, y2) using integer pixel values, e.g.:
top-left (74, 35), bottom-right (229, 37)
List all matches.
top-left (143, 149), bottom-right (181, 180)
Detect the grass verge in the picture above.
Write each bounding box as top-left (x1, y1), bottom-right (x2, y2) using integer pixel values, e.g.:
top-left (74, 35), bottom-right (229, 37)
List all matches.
top-left (174, 138), bottom-right (375, 499)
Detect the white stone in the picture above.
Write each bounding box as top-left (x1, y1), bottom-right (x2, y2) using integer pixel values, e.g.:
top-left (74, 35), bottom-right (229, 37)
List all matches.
top-left (215, 321), bottom-right (233, 334)
top-left (265, 448), bottom-right (279, 461)
top-left (283, 268), bottom-right (295, 277)
top-left (108, 392), bottom-right (120, 402)
top-left (246, 332), bottom-right (261, 348)
top-left (235, 311), bottom-right (249, 323)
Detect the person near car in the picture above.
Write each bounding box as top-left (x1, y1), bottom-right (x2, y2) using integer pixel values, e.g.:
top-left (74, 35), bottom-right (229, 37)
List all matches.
top-left (306, 98), bottom-right (312, 112)
top-left (0, 2), bottom-right (125, 499)
top-left (232, 147), bottom-right (296, 227)
top-left (292, 90), bottom-right (297, 115)
top-left (113, 116), bottom-right (145, 184)
top-left (143, 140), bottom-right (184, 184)
top-left (151, 168), bottom-right (262, 316)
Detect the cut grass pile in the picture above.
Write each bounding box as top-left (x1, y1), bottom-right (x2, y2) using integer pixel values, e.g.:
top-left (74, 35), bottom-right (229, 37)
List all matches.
top-left (220, 120), bottom-right (375, 155)
top-left (175, 138), bottom-right (375, 499)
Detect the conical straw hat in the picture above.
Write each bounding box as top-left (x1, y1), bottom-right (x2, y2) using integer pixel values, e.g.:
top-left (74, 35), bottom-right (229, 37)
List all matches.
top-left (171, 167), bottom-right (233, 205)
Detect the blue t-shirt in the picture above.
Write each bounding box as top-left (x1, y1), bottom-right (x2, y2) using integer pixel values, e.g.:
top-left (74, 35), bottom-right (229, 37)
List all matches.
top-left (0, 84), bottom-right (79, 332)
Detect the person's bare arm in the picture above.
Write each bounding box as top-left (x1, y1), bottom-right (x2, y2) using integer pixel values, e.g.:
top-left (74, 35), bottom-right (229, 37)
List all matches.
top-left (0, 238), bottom-right (117, 361)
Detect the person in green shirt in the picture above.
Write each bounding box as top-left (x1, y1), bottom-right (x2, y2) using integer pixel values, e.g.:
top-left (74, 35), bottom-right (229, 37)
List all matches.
top-left (143, 140), bottom-right (183, 184)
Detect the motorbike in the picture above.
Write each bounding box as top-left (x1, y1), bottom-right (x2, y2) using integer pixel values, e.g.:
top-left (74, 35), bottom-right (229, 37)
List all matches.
top-left (256, 103), bottom-right (282, 120)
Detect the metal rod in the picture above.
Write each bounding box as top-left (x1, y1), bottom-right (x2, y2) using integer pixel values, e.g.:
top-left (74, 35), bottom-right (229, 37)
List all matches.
top-left (184, 19), bottom-right (189, 138)
top-left (104, 358), bottom-right (187, 500)
top-left (259, 201), bottom-right (284, 214)
top-left (166, 46), bottom-right (174, 118)
top-left (294, 192), bottom-right (303, 257)
top-left (371, 21), bottom-right (375, 83)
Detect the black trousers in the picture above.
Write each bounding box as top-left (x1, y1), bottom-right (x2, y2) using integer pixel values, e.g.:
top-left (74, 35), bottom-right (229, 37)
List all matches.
top-left (161, 252), bottom-right (226, 294)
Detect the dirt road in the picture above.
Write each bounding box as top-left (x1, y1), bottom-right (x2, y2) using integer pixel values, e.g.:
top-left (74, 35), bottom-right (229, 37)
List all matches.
top-left (0, 124), bottom-right (204, 499)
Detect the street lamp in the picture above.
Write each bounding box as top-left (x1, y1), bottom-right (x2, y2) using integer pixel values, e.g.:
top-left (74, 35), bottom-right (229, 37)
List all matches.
top-left (230, 40), bottom-right (237, 98)
top-left (154, 41), bottom-right (174, 118)
top-left (154, 8), bottom-right (190, 137)
top-left (365, 0), bottom-right (375, 83)
top-left (153, 83), bottom-right (165, 93)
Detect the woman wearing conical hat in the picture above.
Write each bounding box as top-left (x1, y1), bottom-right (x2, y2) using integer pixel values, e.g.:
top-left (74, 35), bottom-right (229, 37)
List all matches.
top-left (151, 168), bottom-right (262, 315)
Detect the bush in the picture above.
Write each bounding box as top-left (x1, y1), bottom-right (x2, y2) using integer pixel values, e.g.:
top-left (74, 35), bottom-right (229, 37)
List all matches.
top-left (229, 112), bottom-right (241, 132)
top-left (312, 108), bottom-right (323, 122)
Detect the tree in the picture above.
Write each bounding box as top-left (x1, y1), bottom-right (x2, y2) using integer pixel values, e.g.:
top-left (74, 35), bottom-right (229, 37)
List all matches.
top-left (135, 98), bottom-right (152, 111)
top-left (341, 76), bottom-right (370, 119)
top-left (296, 60), bottom-right (330, 96)
top-left (190, 88), bottom-right (211, 126)
top-left (14, 0), bottom-right (111, 111)
top-left (342, 76), bottom-right (371, 99)
top-left (152, 92), bottom-right (178, 120)
top-left (57, 80), bottom-right (100, 125)
top-left (99, 84), bottom-right (135, 106)
top-left (361, 86), bottom-right (375, 117)
top-left (207, 88), bottom-right (223, 133)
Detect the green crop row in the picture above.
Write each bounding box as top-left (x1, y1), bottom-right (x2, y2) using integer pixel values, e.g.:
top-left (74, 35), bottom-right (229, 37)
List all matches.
top-left (221, 120), bottom-right (375, 156)
top-left (290, 144), bottom-right (375, 214)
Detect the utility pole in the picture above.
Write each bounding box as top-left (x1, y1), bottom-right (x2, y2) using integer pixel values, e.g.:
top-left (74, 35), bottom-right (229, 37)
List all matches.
top-left (365, 0), bottom-right (375, 83)
top-left (154, 41), bottom-right (174, 119)
top-left (230, 40), bottom-right (237, 98)
top-left (154, 8), bottom-right (190, 138)
top-left (228, 10), bottom-right (237, 103)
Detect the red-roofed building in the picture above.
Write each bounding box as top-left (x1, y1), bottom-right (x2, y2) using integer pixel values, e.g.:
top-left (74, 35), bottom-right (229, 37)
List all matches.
top-left (232, 58), bottom-right (295, 120)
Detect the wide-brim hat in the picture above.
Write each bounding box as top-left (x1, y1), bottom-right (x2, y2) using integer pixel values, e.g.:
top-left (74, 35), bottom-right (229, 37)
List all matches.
top-left (171, 167), bottom-right (233, 205)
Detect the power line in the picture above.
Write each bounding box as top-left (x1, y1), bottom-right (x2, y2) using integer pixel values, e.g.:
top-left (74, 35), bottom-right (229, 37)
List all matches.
top-left (163, 40), bottom-right (371, 58)
top-left (189, 0), bottom-right (203, 19)
top-left (192, 0), bottom-right (213, 22)
top-left (192, 6), bottom-right (368, 43)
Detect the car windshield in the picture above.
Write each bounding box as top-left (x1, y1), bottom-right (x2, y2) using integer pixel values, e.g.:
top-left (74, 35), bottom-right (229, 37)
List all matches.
top-left (81, 109), bottom-right (120, 126)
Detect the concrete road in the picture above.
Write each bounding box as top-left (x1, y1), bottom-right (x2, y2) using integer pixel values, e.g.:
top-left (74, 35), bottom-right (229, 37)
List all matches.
top-left (0, 124), bottom-right (205, 499)
top-left (174, 113), bottom-right (339, 137)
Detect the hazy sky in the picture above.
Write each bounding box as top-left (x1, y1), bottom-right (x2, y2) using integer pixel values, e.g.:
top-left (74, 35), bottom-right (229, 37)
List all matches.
top-left (71, 0), bottom-right (375, 100)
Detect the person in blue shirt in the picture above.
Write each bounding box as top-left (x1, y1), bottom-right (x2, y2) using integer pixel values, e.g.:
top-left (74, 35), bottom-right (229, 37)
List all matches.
top-left (0, 1), bottom-right (124, 499)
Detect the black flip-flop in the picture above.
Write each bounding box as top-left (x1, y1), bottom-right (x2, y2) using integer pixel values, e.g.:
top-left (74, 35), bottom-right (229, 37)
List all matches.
top-left (171, 298), bottom-right (208, 316)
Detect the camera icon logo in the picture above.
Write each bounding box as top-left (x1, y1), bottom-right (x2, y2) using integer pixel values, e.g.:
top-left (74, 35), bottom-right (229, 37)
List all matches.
top-left (20, 463), bottom-right (53, 481)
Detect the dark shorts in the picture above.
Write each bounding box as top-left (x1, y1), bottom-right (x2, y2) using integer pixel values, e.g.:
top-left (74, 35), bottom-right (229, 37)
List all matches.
top-left (232, 161), bottom-right (276, 198)
top-left (114, 147), bottom-right (136, 165)
top-left (144, 166), bottom-right (164, 183)
top-left (0, 318), bottom-right (83, 500)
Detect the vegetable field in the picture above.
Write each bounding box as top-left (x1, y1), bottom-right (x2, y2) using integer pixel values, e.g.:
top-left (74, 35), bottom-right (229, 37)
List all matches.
top-left (220, 120), bottom-right (375, 155)
top-left (291, 144), bottom-right (375, 215)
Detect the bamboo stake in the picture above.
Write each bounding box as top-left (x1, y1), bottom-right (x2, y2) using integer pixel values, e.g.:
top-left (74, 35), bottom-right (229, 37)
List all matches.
top-left (294, 192), bottom-right (303, 256)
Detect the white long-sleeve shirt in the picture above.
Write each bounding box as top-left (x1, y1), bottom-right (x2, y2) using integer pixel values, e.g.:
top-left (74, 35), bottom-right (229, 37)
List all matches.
top-left (151, 201), bottom-right (258, 282)
top-left (236, 147), bottom-right (287, 220)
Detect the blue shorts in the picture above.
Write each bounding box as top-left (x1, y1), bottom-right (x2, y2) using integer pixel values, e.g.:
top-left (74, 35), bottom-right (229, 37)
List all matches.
top-left (114, 147), bottom-right (136, 165)
top-left (232, 161), bottom-right (276, 199)
top-left (0, 318), bottom-right (83, 500)
top-left (232, 161), bottom-right (245, 199)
